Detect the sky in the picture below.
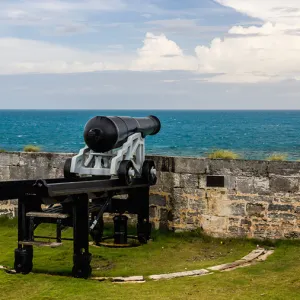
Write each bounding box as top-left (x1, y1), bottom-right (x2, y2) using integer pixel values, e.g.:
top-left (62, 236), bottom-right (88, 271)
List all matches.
top-left (1, 0), bottom-right (300, 109)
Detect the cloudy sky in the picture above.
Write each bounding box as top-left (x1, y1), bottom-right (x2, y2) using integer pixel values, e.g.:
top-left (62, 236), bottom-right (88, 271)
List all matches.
top-left (1, 0), bottom-right (300, 109)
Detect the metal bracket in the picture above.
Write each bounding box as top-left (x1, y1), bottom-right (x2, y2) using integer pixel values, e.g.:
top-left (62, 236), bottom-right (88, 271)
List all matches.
top-left (69, 133), bottom-right (145, 177)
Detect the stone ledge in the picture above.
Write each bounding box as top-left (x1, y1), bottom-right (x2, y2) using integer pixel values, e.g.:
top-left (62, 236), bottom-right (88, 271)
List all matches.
top-left (0, 247), bottom-right (274, 282)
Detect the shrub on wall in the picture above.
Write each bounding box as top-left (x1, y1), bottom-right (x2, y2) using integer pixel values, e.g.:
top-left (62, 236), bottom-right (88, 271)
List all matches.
top-left (23, 145), bottom-right (41, 153)
top-left (266, 154), bottom-right (288, 161)
top-left (208, 149), bottom-right (240, 160)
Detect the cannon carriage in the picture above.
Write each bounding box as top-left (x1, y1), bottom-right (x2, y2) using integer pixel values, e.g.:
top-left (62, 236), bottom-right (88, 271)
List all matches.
top-left (0, 115), bottom-right (161, 278)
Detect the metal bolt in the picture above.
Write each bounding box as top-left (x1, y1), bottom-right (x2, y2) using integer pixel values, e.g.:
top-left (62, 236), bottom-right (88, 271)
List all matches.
top-left (128, 168), bottom-right (135, 178)
top-left (150, 168), bottom-right (157, 176)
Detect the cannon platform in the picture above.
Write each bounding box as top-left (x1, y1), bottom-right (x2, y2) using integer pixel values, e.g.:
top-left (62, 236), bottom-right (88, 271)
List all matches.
top-left (0, 176), bottom-right (152, 278)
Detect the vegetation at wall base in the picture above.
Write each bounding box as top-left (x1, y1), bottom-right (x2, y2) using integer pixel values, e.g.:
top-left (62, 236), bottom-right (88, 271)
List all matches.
top-left (0, 217), bottom-right (299, 300)
top-left (23, 145), bottom-right (41, 152)
top-left (208, 149), bottom-right (240, 160)
top-left (266, 153), bottom-right (288, 161)
top-left (0, 149), bottom-right (6, 153)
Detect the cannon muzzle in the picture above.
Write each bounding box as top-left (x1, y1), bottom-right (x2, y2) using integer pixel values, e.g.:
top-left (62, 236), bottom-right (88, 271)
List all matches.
top-left (84, 115), bottom-right (161, 152)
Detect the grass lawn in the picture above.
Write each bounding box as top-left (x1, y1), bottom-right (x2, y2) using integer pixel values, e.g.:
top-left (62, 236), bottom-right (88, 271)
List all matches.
top-left (0, 217), bottom-right (300, 300)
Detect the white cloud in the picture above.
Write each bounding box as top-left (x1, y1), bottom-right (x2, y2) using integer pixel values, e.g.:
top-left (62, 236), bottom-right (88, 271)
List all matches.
top-left (201, 0), bottom-right (300, 81)
top-left (0, 1), bottom-right (127, 34)
top-left (0, 33), bottom-right (197, 74)
top-left (228, 22), bottom-right (294, 35)
top-left (194, 33), bottom-right (300, 82)
top-left (2, 0), bottom-right (300, 83)
top-left (216, 0), bottom-right (300, 26)
top-left (131, 33), bottom-right (197, 71)
top-left (2, 28), bottom-right (300, 84)
top-left (0, 38), bottom-right (131, 74)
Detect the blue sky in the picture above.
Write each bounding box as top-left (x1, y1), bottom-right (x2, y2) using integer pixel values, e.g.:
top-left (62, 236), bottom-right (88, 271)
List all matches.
top-left (0, 0), bottom-right (300, 109)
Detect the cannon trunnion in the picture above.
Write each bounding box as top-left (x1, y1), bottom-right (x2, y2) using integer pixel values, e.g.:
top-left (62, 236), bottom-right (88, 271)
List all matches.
top-left (0, 115), bottom-right (161, 279)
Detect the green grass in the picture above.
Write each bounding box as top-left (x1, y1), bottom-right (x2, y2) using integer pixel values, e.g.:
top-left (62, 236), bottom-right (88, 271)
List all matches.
top-left (0, 218), bottom-right (255, 277)
top-left (266, 153), bottom-right (288, 161)
top-left (208, 149), bottom-right (240, 160)
top-left (0, 149), bottom-right (6, 153)
top-left (23, 145), bottom-right (41, 152)
top-left (0, 217), bottom-right (300, 300)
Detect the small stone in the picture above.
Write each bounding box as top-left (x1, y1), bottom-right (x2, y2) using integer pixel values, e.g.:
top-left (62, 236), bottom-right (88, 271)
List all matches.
top-left (111, 276), bottom-right (144, 282)
top-left (149, 269), bottom-right (209, 280)
top-left (246, 203), bottom-right (265, 217)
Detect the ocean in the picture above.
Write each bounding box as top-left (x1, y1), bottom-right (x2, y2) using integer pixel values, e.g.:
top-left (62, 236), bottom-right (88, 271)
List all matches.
top-left (1, 110), bottom-right (300, 160)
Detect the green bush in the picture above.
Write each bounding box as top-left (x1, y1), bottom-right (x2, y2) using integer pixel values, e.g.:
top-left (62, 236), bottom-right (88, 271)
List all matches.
top-left (266, 153), bottom-right (288, 161)
top-left (23, 145), bottom-right (41, 152)
top-left (208, 149), bottom-right (240, 160)
top-left (0, 149), bottom-right (6, 153)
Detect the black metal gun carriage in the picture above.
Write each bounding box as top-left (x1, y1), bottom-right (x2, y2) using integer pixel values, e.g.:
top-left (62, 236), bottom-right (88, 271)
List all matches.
top-left (0, 115), bottom-right (161, 278)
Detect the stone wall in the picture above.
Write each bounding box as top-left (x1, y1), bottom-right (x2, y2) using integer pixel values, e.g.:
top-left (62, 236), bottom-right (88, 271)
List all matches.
top-left (0, 152), bottom-right (300, 240)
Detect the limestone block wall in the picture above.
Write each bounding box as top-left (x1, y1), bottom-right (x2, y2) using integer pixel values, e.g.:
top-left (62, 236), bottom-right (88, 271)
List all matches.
top-left (0, 152), bottom-right (300, 240)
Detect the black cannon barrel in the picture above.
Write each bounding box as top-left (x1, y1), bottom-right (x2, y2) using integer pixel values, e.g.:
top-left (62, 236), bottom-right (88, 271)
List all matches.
top-left (84, 115), bottom-right (161, 152)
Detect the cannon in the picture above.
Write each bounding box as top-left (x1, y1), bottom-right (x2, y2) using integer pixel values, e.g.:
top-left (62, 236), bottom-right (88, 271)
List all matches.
top-left (64, 115), bottom-right (161, 185)
top-left (0, 115), bottom-right (161, 279)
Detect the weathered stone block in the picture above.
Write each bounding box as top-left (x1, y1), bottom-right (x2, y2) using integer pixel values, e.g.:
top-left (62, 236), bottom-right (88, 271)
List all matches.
top-left (284, 231), bottom-right (300, 239)
top-left (173, 157), bottom-right (208, 174)
top-left (250, 195), bottom-right (274, 203)
top-left (246, 203), bottom-right (265, 217)
top-left (270, 176), bottom-right (299, 193)
top-left (0, 152), bottom-right (20, 167)
top-left (159, 172), bottom-right (181, 192)
top-left (54, 167), bottom-right (64, 178)
top-left (9, 166), bottom-right (27, 180)
top-left (207, 160), bottom-right (234, 176)
top-left (200, 215), bottom-right (228, 236)
top-left (236, 177), bottom-right (254, 194)
top-left (228, 217), bottom-right (240, 227)
top-left (268, 204), bottom-right (294, 212)
top-left (180, 173), bottom-right (198, 188)
top-left (172, 188), bottom-right (188, 216)
top-left (224, 175), bottom-right (236, 190)
top-left (49, 153), bottom-right (73, 169)
top-left (182, 187), bottom-right (205, 197)
top-left (227, 226), bottom-right (249, 236)
top-left (146, 156), bottom-right (176, 173)
top-left (253, 177), bottom-right (270, 194)
top-left (188, 197), bottom-right (206, 212)
top-left (241, 219), bottom-right (252, 226)
top-left (149, 206), bottom-right (158, 219)
top-left (228, 194), bottom-right (252, 201)
top-left (230, 203), bottom-right (245, 216)
top-left (268, 161), bottom-right (300, 176)
top-left (235, 160), bottom-right (269, 177)
top-left (198, 176), bottom-right (206, 188)
top-left (273, 196), bottom-right (300, 205)
top-left (0, 166), bottom-right (10, 180)
top-left (208, 160), bottom-right (268, 177)
top-left (268, 213), bottom-right (297, 221)
top-left (158, 208), bottom-right (169, 230)
top-left (229, 194), bottom-right (274, 203)
top-left (150, 194), bottom-right (167, 207)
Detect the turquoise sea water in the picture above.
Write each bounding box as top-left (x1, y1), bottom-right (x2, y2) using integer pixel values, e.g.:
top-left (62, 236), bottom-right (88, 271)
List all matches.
top-left (1, 110), bottom-right (300, 160)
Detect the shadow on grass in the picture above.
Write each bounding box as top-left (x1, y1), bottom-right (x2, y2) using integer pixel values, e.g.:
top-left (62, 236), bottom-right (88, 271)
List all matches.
top-left (31, 268), bottom-right (73, 278)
